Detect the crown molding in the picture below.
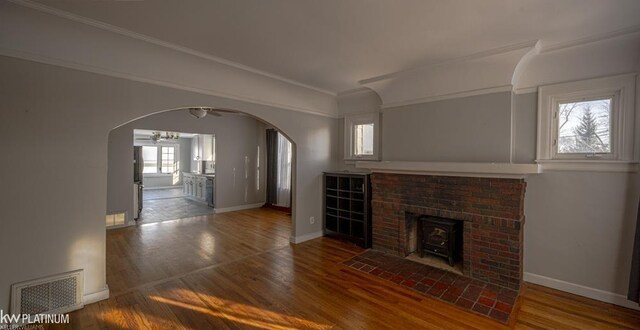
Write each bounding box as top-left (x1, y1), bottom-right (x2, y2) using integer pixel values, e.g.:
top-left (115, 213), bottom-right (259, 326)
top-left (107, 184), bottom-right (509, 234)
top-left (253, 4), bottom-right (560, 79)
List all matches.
top-left (8, 0), bottom-right (337, 97)
top-left (337, 87), bottom-right (375, 97)
top-left (0, 48), bottom-right (339, 119)
top-left (514, 87), bottom-right (538, 95)
top-left (380, 85), bottom-right (514, 110)
top-left (540, 24), bottom-right (640, 54)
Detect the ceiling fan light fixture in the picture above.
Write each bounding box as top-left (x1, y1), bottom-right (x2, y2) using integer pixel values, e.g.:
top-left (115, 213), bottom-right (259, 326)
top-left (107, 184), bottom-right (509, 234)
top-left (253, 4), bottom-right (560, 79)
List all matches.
top-left (188, 107), bottom-right (210, 119)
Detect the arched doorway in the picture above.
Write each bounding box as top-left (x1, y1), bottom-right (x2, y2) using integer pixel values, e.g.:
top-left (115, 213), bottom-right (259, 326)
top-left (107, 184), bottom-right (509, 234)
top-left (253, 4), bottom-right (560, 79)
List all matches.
top-left (107, 107), bottom-right (296, 227)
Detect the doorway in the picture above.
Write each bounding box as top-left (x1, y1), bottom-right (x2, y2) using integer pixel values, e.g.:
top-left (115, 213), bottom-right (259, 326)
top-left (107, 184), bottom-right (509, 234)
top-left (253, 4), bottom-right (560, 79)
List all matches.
top-left (133, 129), bottom-right (216, 223)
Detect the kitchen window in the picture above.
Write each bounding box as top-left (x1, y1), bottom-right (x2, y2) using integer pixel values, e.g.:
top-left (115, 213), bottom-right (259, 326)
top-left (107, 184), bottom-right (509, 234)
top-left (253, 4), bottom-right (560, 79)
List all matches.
top-left (142, 146), bottom-right (158, 174)
top-left (537, 74), bottom-right (637, 171)
top-left (141, 144), bottom-right (179, 174)
top-left (161, 146), bottom-right (176, 173)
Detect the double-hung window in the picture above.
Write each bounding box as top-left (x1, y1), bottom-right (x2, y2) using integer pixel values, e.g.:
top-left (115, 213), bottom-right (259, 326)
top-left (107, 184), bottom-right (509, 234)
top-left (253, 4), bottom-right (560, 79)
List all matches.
top-left (141, 145), bottom-right (178, 174)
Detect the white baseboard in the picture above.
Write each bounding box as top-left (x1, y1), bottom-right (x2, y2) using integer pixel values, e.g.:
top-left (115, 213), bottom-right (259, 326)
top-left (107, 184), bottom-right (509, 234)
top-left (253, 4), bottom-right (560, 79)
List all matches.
top-left (106, 222), bottom-right (135, 230)
top-left (524, 272), bottom-right (640, 310)
top-left (290, 231), bottom-right (323, 244)
top-left (214, 203), bottom-right (264, 214)
top-left (83, 285), bottom-right (109, 305)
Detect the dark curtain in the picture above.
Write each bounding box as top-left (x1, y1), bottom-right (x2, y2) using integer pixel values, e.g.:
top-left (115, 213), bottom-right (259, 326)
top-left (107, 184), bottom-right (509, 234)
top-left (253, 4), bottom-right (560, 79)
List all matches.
top-left (629, 195), bottom-right (640, 303)
top-left (265, 129), bottom-right (278, 205)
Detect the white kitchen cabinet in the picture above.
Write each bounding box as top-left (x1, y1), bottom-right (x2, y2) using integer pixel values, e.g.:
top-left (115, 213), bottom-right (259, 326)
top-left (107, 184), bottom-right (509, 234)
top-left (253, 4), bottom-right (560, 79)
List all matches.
top-left (201, 135), bottom-right (214, 161)
top-left (195, 177), bottom-right (202, 199)
top-left (183, 172), bottom-right (212, 206)
top-left (201, 177), bottom-right (208, 198)
top-left (191, 135), bottom-right (200, 161)
top-left (191, 134), bottom-right (214, 161)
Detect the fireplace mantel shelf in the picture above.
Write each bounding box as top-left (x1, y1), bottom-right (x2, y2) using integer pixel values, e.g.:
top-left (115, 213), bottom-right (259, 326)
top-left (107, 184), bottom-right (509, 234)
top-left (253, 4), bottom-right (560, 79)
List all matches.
top-left (355, 161), bottom-right (541, 178)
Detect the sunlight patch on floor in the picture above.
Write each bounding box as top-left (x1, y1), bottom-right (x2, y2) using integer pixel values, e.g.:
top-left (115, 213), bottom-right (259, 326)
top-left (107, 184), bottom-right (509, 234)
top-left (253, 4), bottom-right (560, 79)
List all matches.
top-left (149, 294), bottom-right (332, 330)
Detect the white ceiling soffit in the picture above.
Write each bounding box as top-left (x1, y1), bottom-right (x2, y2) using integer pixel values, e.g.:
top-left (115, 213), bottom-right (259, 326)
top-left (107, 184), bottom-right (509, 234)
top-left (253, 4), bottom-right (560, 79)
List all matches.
top-left (364, 26), bottom-right (640, 108)
top-left (0, 0), bottom-right (339, 118)
top-left (362, 42), bottom-right (537, 108)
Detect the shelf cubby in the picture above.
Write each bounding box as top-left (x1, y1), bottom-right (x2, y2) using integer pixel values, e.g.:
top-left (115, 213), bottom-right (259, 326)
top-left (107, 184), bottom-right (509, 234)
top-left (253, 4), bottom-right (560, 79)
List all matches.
top-left (323, 172), bottom-right (372, 248)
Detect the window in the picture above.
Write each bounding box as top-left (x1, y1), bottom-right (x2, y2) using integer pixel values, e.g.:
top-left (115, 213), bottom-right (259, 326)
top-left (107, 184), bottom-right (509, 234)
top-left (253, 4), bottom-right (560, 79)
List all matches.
top-left (556, 98), bottom-right (612, 156)
top-left (142, 146), bottom-right (158, 173)
top-left (537, 74), bottom-right (636, 171)
top-left (354, 123), bottom-right (374, 156)
top-left (161, 146), bottom-right (176, 173)
top-left (345, 113), bottom-right (379, 160)
top-left (141, 144), bottom-right (179, 174)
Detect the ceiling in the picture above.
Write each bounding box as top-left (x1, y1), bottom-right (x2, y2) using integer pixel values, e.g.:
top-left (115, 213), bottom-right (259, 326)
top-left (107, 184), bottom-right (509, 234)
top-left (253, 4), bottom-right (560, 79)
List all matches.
top-left (32, 0), bottom-right (640, 94)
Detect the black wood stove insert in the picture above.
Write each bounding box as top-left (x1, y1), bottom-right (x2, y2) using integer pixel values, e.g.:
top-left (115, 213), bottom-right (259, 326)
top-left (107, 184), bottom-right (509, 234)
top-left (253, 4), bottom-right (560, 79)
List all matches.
top-left (417, 216), bottom-right (461, 266)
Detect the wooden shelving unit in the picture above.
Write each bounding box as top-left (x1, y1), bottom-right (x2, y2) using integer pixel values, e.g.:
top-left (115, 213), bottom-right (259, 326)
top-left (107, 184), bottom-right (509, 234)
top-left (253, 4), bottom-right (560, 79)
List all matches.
top-left (323, 172), bottom-right (372, 248)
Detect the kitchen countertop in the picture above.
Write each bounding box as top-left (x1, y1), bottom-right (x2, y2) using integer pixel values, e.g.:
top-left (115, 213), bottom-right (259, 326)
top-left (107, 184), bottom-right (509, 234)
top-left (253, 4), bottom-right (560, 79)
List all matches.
top-left (183, 172), bottom-right (215, 178)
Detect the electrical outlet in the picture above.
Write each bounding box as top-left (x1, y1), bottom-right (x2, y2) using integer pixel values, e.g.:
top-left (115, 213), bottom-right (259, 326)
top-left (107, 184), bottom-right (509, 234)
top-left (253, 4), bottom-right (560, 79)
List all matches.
top-left (310, 216), bottom-right (315, 224)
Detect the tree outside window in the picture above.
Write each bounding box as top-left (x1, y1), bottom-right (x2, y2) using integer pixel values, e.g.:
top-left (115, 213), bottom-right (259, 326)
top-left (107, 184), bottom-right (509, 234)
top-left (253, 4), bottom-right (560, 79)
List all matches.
top-left (557, 99), bottom-right (611, 154)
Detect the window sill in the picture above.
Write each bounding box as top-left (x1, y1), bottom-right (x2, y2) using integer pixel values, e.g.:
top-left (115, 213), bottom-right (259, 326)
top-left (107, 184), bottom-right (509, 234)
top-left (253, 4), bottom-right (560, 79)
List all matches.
top-left (143, 173), bottom-right (174, 178)
top-left (536, 160), bottom-right (639, 172)
top-left (345, 157), bottom-right (379, 161)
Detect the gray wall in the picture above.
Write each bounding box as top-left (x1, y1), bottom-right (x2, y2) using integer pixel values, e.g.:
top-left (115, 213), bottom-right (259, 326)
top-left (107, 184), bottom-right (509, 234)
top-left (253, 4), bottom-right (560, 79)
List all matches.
top-left (109, 113), bottom-right (265, 219)
top-left (0, 55), bottom-right (337, 312)
top-left (376, 90), bottom-right (640, 301)
top-left (525, 171), bottom-right (639, 296)
top-left (513, 93), bottom-right (537, 163)
top-left (382, 92), bottom-right (512, 162)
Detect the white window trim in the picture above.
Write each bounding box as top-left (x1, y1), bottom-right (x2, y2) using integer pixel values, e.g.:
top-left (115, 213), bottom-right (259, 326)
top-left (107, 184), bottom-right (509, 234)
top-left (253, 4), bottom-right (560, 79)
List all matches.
top-left (134, 141), bottom-right (180, 177)
top-left (537, 73), bottom-right (638, 172)
top-left (344, 113), bottom-right (380, 161)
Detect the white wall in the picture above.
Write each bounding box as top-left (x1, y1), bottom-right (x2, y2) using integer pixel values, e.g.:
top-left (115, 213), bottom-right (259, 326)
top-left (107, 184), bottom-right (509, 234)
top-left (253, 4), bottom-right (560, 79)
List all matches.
top-left (109, 112), bottom-right (266, 220)
top-left (0, 55), bottom-right (337, 312)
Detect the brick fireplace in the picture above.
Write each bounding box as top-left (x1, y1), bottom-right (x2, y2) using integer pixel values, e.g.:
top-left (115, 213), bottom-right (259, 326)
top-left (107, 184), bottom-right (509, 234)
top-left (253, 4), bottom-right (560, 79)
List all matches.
top-left (371, 173), bottom-right (526, 290)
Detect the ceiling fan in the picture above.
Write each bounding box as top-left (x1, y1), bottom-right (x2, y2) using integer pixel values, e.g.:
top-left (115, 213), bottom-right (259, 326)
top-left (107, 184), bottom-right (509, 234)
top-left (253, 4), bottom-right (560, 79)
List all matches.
top-left (188, 107), bottom-right (237, 119)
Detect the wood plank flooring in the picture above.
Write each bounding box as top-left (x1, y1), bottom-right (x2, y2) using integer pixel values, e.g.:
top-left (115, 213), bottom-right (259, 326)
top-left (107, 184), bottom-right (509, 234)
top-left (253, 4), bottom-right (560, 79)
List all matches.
top-left (49, 208), bottom-right (640, 329)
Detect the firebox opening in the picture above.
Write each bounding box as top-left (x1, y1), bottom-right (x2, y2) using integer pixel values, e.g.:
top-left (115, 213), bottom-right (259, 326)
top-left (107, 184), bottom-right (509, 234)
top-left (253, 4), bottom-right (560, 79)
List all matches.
top-left (405, 212), bottom-right (463, 275)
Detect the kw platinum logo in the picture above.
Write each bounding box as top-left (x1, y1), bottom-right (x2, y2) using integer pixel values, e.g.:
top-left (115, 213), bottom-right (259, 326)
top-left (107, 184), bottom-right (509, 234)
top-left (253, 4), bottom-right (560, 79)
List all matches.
top-left (0, 311), bottom-right (69, 328)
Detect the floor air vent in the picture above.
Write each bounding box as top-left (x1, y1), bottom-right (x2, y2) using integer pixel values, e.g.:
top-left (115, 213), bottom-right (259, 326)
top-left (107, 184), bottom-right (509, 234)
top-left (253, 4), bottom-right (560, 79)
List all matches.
top-left (11, 270), bottom-right (84, 315)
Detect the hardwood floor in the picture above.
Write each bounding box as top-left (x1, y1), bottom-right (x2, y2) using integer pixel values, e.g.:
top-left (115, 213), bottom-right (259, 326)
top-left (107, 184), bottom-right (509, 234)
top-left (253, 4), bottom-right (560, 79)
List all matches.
top-left (49, 208), bottom-right (639, 329)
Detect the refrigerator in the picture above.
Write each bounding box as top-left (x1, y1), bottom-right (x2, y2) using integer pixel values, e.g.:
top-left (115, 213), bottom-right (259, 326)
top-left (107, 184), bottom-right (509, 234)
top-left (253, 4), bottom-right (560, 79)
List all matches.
top-left (133, 146), bottom-right (144, 220)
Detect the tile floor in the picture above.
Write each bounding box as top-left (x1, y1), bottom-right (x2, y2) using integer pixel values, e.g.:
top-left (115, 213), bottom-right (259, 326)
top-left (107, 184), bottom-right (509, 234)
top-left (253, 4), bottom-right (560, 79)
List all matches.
top-left (139, 188), bottom-right (214, 223)
top-left (143, 187), bottom-right (185, 200)
top-left (344, 250), bottom-right (518, 323)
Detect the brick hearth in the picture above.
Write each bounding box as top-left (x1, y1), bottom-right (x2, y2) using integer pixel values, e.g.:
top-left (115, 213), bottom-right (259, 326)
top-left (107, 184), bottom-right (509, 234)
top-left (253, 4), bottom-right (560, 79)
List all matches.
top-left (371, 173), bottom-right (526, 290)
